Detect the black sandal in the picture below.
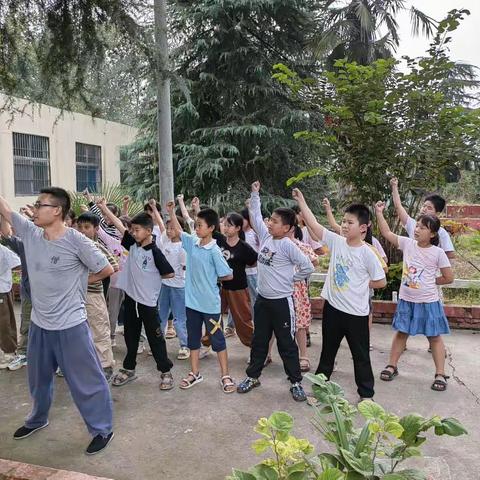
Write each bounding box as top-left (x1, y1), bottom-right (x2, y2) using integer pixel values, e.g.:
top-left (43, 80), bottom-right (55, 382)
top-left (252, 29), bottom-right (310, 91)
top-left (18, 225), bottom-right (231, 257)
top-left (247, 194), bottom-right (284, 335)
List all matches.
top-left (431, 374), bottom-right (449, 392)
top-left (380, 365), bottom-right (398, 381)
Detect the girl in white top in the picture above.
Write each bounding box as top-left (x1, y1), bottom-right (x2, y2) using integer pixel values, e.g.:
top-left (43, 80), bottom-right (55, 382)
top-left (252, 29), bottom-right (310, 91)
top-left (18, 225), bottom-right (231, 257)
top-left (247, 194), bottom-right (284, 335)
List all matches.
top-left (376, 201), bottom-right (454, 392)
top-left (149, 200), bottom-right (189, 360)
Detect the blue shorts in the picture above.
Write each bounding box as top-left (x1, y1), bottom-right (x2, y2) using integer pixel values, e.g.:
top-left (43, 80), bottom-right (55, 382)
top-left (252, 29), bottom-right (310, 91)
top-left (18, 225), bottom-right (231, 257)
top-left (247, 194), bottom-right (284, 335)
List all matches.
top-left (186, 308), bottom-right (226, 352)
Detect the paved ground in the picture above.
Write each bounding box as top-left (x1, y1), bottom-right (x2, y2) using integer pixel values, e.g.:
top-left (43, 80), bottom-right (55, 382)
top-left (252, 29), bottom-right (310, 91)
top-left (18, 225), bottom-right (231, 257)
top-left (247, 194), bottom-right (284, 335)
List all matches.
top-left (1, 307), bottom-right (479, 479)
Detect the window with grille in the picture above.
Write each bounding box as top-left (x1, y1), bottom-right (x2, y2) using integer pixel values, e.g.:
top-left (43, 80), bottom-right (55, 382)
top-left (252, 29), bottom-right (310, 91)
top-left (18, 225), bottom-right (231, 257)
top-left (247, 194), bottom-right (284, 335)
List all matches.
top-left (76, 142), bottom-right (102, 192)
top-left (13, 133), bottom-right (51, 196)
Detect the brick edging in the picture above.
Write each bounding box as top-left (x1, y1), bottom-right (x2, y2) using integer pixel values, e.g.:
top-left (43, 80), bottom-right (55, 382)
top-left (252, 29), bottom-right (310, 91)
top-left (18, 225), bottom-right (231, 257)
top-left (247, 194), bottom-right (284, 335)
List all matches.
top-left (0, 459), bottom-right (113, 480)
top-left (311, 298), bottom-right (480, 330)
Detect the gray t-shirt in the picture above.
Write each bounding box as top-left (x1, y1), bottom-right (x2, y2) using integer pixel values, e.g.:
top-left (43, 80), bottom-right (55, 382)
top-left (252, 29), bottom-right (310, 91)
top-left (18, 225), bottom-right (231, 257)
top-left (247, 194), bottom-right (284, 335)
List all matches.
top-left (12, 212), bottom-right (109, 330)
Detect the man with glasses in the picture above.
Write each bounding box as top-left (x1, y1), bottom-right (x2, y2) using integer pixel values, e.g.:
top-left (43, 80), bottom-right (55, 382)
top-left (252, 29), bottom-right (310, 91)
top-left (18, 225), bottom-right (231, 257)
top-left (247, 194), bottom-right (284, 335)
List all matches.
top-left (0, 187), bottom-right (115, 455)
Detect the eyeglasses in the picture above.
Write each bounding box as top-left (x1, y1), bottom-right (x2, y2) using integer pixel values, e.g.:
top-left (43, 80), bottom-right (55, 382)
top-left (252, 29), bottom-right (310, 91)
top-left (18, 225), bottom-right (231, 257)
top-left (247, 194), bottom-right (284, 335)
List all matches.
top-left (33, 202), bottom-right (59, 209)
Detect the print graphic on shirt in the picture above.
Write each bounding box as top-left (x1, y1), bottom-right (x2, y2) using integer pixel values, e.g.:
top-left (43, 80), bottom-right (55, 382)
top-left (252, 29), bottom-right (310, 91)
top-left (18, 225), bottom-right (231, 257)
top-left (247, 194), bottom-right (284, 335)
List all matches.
top-left (50, 255), bottom-right (60, 265)
top-left (258, 246), bottom-right (276, 266)
top-left (221, 248), bottom-right (232, 261)
top-left (333, 255), bottom-right (351, 290)
top-left (402, 265), bottom-right (424, 289)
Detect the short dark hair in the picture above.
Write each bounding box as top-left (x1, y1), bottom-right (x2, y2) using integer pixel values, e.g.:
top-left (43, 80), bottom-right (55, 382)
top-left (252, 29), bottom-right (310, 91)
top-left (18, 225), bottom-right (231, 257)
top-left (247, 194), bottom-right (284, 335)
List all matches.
top-left (131, 212), bottom-right (154, 230)
top-left (417, 214), bottom-right (441, 246)
top-left (424, 194), bottom-right (446, 213)
top-left (197, 208), bottom-right (219, 229)
top-left (106, 203), bottom-right (120, 217)
top-left (144, 201), bottom-right (162, 214)
top-left (273, 207), bottom-right (296, 228)
top-left (77, 212), bottom-right (100, 228)
top-left (40, 187), bottom-right (71, 220)
top-left (344, 203), bottom-right (371, 226)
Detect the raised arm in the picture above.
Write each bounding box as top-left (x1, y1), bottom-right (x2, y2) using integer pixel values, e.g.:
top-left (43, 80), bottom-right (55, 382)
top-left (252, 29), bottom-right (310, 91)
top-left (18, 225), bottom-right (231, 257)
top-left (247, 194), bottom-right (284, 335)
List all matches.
top-left (122, 195), bottom-right (130, 216)
top-left (390, 177), bottom-right (409, 226)
top-left (375, 201), bottom-right (399, 248)
top-left (0, 196), bottom-right (13, 225)
top-left (0, 215), bottom-right (12, 237)
top-left (248, 181), bottom-right (269, 240)
top-left (97, 198), bottom-right (126, 235)
top-left (191, 196), bottom-right (200, 217)
top-left (166, 201), bottom-right (183, 237)
top-left (176, 194), bottom-right (191, 222)
top-left (322, 198), bottom-right (341, 234)
top-left (292, 188), bottom-right (325, 241)
top-left (149, 199), bottom-right (165, 233)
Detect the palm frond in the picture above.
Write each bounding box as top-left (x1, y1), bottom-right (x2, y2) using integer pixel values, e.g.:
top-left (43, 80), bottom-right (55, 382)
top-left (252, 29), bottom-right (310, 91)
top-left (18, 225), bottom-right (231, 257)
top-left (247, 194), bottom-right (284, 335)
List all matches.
top-left (354, 1), bottom-right (375, 40)
top-left (410, 7), bottom-right (437, 38)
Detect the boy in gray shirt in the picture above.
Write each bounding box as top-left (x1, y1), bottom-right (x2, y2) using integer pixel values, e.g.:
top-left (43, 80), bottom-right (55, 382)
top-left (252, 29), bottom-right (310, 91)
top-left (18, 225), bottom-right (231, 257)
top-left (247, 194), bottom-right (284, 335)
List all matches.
top-left (0, 187), bottom-right (115, 455)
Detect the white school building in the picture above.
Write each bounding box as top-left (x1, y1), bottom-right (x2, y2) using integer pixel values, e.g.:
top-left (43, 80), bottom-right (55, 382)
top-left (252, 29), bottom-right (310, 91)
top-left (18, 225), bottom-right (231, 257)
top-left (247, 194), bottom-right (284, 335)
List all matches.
top-left (0, 95), bottom-right (137, 211)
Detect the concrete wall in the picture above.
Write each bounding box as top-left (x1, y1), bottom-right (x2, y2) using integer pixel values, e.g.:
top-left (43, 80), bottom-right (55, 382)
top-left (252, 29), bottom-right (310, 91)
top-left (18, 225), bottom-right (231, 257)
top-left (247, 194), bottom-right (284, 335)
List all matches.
top-left (0, 95), bottom-right (137, 211)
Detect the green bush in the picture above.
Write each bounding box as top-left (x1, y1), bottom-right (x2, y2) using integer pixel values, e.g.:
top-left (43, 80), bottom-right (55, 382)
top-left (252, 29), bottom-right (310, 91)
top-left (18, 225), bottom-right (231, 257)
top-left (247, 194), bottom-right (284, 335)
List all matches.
top-left (228, 375), bottom-right (467, 480)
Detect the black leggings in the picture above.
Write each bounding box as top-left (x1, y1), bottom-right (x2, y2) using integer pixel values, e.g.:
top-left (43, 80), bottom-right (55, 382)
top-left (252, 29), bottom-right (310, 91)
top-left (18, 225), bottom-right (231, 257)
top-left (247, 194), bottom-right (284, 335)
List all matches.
top-left (122, 294), bottom-right (173, 373)
top-left (316, 301), bottom-right (374, 398)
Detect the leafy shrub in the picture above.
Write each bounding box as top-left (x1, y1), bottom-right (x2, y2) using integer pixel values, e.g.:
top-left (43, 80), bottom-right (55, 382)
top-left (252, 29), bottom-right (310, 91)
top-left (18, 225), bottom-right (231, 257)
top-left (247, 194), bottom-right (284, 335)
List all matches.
top-left (228, 374), bottom-right (467, 480)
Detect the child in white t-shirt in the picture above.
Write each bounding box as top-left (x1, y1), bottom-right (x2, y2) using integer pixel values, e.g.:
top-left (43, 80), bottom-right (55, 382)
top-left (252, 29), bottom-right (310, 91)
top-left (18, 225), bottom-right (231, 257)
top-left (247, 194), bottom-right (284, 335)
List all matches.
top-left (376, 202), bottom-right (454, 392)
top-left (148, 200), bottom-right (189, 360)
top-left (293, 189), bottom-right (386, 400)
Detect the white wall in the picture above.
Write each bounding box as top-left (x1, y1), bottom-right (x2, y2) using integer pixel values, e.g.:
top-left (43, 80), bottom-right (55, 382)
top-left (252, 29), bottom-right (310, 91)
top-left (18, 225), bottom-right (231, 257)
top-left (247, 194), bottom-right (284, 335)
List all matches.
top-left (0, 95), bottom-right (137, 211)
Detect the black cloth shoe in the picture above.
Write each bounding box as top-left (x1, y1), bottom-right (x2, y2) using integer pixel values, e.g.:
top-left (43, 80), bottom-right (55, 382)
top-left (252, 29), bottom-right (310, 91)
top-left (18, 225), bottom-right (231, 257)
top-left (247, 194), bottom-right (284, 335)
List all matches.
top-left (290, 383), bottom-right (307, 402)
top-left (13, 422), bottom-right (49, 439)
top-left (85, 432), bottom-right (114, 455)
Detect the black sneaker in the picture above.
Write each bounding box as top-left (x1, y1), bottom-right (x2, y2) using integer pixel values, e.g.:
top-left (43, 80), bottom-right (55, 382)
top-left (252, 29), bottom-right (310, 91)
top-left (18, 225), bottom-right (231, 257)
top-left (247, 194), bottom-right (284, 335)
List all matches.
top-left (290, 383), bottom-right (307, 402)
top-left (13, 422), bottom-right (49, 440)
top-left (237, 377), bottom-right (261, 393)
top-left (85, 432), bottom-right (114, 455)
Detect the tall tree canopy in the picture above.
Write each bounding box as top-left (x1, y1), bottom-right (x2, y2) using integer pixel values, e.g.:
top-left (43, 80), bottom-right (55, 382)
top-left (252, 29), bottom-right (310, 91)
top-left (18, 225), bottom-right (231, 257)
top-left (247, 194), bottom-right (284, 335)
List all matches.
top-left (122, 0), bottom-right (328, 211)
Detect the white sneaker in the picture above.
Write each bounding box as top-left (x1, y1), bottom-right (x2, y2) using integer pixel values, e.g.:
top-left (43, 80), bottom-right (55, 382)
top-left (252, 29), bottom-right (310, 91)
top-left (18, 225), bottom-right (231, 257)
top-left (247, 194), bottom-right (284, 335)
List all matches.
top-left (0, 353), bottom-right (15, 369)
top-left (177, 347), bottom-right (190, 360)
top-left (116, 325), bottom-right (124, 335)
top-left (137, 343), bottom-right (145, 354)
top-left (7, 354), bottom-right (27, 371)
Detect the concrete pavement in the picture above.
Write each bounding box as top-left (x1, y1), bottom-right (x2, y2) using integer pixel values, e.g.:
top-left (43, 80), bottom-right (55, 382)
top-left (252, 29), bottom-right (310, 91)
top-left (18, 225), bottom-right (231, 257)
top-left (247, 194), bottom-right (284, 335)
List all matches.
top-left (0, 316), bottom-right (479, 479)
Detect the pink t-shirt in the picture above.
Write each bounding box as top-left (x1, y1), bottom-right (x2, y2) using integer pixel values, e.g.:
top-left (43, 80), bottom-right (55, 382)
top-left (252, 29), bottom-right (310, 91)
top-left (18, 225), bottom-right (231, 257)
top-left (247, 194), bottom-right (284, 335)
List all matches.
top-left (398, 236), bottom-right (450, 303)
top-left (97, 227), bottom-right (128, 288)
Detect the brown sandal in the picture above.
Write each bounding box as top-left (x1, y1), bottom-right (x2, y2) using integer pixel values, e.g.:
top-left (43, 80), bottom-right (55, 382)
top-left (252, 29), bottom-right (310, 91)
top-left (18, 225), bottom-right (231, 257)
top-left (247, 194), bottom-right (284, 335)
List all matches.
top-left (299, 357), bottom-right (310, 373)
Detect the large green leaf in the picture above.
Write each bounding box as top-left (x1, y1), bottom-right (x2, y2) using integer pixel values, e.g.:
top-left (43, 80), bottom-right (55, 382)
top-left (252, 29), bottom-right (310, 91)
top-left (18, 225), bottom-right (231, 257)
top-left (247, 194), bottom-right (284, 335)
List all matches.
top-left (251, 464), bottom-right (279, 480)
top-left (436, 417), bottom-right (468, 437)
top-left (268, 411), bottom-right (294, 433)
top-left (340, 449), bottom-right (374, 476)
top-left (357, 401), bottom-right (386, 420)
top-left (317, 467), bottom-right (345, 480)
